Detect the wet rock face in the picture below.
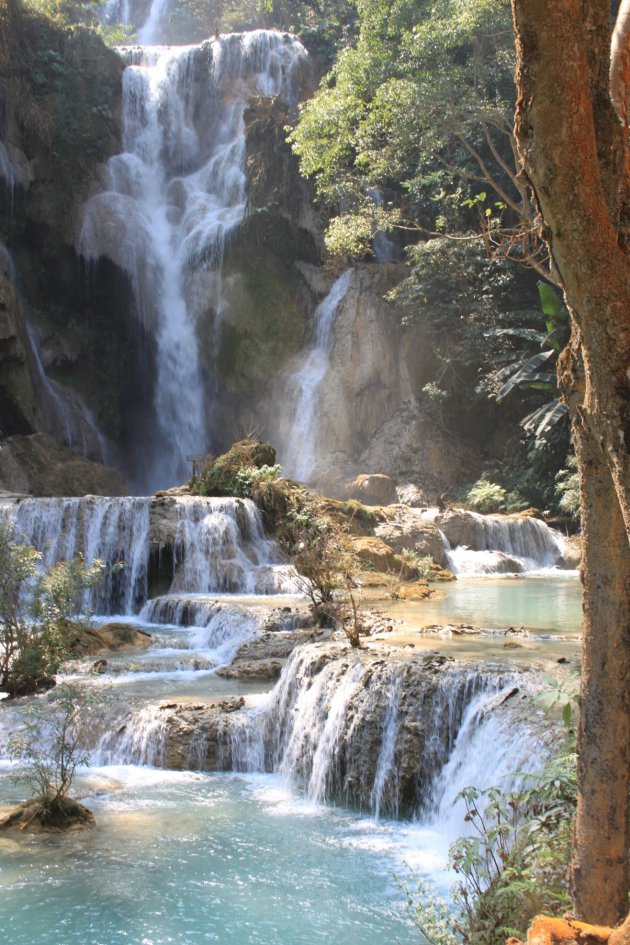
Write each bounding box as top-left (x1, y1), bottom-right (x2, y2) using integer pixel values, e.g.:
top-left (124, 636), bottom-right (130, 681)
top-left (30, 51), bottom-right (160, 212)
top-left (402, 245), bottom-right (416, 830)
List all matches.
top-left (0, 272), bottom-right (38, 438)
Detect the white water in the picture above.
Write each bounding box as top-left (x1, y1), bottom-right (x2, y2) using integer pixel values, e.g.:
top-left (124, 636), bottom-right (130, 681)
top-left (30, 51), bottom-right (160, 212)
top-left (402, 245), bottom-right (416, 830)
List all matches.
top-left (12, 496), bottom-right (150, 613)
top-left (279, 270), bottom-right (354, 482)
top-left (7, 494), bottom-right (296, 613)
top-left (78, 32), bottom-right (308, 491)
top-left (436, 511), bottom-right (566, 575)
top-left (225, 644), bottom-right (544, 820)
top-left (165, 496), bottom-right (298, 594)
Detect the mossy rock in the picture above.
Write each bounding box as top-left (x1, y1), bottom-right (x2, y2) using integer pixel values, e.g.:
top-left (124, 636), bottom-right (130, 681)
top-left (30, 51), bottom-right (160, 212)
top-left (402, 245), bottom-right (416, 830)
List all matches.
top-left (196, 439), bottom-right (277, 495)
top-left (210, 215), bottom-right (315, 393)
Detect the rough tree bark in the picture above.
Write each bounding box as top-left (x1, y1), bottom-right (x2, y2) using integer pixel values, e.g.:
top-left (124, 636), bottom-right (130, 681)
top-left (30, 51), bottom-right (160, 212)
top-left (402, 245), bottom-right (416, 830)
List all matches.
top-left (511, 0), bottom-right (630, 926)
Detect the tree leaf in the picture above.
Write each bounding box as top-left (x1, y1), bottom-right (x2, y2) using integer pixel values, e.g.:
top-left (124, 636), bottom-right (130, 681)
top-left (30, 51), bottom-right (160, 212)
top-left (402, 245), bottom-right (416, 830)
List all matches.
top-left (496, 349), bottom-right (556, 401)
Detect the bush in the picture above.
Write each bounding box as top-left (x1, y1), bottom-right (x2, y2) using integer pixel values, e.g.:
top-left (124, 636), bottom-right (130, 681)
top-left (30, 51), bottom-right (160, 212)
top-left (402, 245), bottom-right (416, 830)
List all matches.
top-left (465, 479), bottom-right (507, 514)
top-left (555, 456), bottom-right (580, 520)
top-left (0, 518), bottom-right (104, 697)
top-left (6, 682), bottom-right (100, 829)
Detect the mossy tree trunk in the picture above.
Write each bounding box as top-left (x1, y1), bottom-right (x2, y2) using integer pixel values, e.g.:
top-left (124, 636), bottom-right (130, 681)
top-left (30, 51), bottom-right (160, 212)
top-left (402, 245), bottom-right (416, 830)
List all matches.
top-left (511, 0), bottom-right (630, 925)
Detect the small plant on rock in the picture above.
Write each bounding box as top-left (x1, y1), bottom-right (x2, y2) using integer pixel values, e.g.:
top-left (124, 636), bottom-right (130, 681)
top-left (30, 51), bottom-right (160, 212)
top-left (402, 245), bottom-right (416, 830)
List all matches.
top-left (4, 683), bottom-right (101, 830)
top-left (0, 518), bottom-right (105, 697)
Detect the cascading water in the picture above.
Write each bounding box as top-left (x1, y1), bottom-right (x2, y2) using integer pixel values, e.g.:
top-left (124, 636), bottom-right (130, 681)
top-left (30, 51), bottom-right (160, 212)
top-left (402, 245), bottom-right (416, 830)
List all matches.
top-left (6, 494), bottom-right (297, 615)
top-left (11, 496), bottom-right (150, 614)
top-left (78, 32), bottom-right (308, 492)
top-left (432, 510), bottom-right (566, 575)
top-left (223, 644), bottom-right (545, 819)
top-left (279, 269), bottom-right (353, 482)
top-left (165, 496), bottom-right (298, 594)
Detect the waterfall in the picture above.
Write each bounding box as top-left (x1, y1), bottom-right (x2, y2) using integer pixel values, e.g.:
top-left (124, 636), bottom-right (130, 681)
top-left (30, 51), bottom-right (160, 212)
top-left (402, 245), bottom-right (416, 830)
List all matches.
top-left (428, 685), bottom-right (549, 842)
top-left (11, 496), bottom-right (150, 614)
top-left (224, 644), bottom-right (539, 818)
top-left (7, 494), bottom-right (296, 614)
top-left (78, 32), bottom-right (308, 493)
top-left (93, 703), bottom-right (168, 765)
top-left (433, 511), bottom-right (566, 575)
top-left (279, 270), bottom-right (353, 482)
top-left (164, 496), bottom-right (298, 595)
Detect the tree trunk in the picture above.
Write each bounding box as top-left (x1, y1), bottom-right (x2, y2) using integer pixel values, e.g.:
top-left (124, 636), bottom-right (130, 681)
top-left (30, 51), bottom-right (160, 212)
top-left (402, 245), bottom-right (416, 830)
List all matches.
top-left (511, 0), bottom-right (630, 925)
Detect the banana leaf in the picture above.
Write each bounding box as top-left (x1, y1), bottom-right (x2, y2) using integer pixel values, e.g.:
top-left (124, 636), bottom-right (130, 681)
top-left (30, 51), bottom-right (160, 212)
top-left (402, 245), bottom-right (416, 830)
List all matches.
top-left (496, 349), bottom-right (556, 402)
top-left (521, 399), bottom-right (568, 437)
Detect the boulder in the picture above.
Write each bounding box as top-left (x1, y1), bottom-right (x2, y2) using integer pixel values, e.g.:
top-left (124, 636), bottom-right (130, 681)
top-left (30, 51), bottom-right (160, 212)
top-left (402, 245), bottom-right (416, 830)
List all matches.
top-left (556, 534), bottom-right (582, 569)
top-left (69, 623), bottom-right (152, 656)
top-left (346, 473), bottom-right (398, 506)
top-left (512, 914), bottom-right (629, 945)
top-left (375, 506), bottom-right (448, 566)
top-left (352, 536), bottom-right (416, 579)
top-left (396, 483), bottom-right (431, 507)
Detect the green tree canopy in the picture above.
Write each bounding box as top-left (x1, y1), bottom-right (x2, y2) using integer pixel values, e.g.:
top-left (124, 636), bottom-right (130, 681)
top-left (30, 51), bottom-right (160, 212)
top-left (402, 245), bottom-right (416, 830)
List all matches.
top-left (290, 0), bottom-right (547, 273)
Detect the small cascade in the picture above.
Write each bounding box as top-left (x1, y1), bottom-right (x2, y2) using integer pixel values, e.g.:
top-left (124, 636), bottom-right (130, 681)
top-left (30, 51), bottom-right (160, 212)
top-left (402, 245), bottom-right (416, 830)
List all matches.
top-left (11, 496), bottom-right (150, 614)
top-left (370, 670), bottom-right (402, 819)
top-left (428, 685), bottom-right (549, 842)
top-left (78, 32), bottom-right (308, 492)
top-left (6, 495), bottom-right (296, 616)
top-left (166, 497), bottom-right (298, 594)
top-left (279, 270), bottom-right (354, 482)
top-left (93, 703), bottom-right (167, 766)
top-left (432, 510), bottom-right (566, 575)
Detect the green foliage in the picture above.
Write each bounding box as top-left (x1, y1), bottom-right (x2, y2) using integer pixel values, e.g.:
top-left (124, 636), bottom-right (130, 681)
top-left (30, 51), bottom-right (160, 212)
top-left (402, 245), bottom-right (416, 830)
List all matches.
top-left (0, 518), bottom-right (104, 697)
top-left (195, 439), bottom-right (278, 496)
top-left (482, 282), bottom-right (570, 445)
top-left (405, 751), bottom-right (576, 945)
top-left (134, 0), bottom-right (355, 46)
top-left (555, 455), bottom-right (580, 521)
top-left (465, 479), bottom-right (506, 514)
top-left (338, 499), bottom-right (377, 525)
top-left (290, 0), bottom-right (519, 258)
top-left (400, 549), bottom-right (435, 579)
top-left (8, 683), bottom-right (98, 809)
top-left (0, 0), bottom-right (121, 186)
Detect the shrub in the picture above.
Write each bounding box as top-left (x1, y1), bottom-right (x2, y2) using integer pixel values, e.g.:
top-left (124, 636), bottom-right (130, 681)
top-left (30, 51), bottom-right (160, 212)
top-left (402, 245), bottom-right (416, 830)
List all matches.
top-left (0, 518), bottom-right (104, 697)
top-left (465, 479), bottom-right (507, 514)
top-left (6, 682), bottom-right (101, 829)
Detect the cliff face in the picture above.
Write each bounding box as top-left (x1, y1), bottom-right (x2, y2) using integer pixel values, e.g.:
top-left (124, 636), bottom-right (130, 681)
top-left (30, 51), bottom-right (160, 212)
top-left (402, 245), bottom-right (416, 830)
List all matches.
top-left (0, 3), bottom-right (138, 491)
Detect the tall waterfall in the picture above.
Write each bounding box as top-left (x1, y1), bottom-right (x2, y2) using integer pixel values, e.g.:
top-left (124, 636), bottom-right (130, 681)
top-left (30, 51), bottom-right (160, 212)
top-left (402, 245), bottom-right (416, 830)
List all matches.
top-left (279, 270), bottom-right (353, 482)
top-left (7, 494), bottom-right (297, 613)
top-left (78, 32), bottom-right (308, 492)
